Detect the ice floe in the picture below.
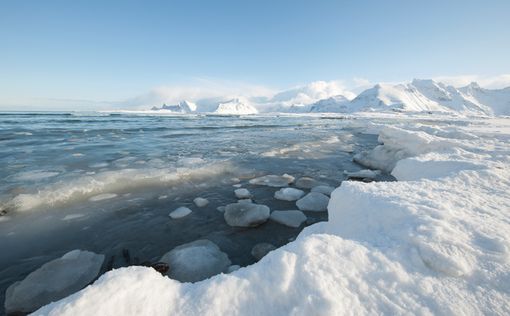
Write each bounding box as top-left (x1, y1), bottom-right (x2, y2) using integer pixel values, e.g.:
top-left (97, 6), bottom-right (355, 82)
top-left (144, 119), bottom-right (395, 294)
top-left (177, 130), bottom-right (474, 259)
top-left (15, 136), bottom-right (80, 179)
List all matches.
top-left (296, 192), bottom-right (329, 212)
top-left (295, 177), bottom-right (321, 189)
top-left (5, 250), bottom-right (104, 314)
top-left (234, 188), bottom-right (251, 199)
top-left (274, 187), bottom-right (305, 201)
top-left (310, 185), bottom-right (335, 196)
top-left (169, 206), bottom-right (192, 219)
top-left (270, 210), bottom-right (307, 228)
top-left (248, 174), bottom-right (295, 187)
top-left (224, 203), bottom-right (270, 227)
top-left (160, 240), bottom-right (231, 282)
top-left (193, 197), bottom-right (209, 207)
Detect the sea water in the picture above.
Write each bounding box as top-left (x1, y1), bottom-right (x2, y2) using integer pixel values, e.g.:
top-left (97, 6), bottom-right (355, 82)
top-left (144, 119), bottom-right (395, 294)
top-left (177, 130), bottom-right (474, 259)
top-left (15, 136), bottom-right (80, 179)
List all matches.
top-left (0, 112), bottom-right (388, 308)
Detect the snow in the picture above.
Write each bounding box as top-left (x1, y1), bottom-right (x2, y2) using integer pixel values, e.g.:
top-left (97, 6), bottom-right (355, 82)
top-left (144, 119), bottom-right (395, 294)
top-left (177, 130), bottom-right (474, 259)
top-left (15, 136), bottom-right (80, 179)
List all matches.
top-left (193, 197), bottom-right (209, 207)
top-left (5, 250), bottom-right (104, 314)
top-left (33, 115), bottom-right (510, 315)
top-left (296, 192), bottom-right (329, 212)
top-left (270, 210), bottom-right (307, 228)
top-left (223, 203), bottom-right (270, 227)
top-left (159, 240), bottom-right (231, 283)
top-left (169, 206), bottom-right (192, 219)
top-left (274, 188), bottom-right (305, 201)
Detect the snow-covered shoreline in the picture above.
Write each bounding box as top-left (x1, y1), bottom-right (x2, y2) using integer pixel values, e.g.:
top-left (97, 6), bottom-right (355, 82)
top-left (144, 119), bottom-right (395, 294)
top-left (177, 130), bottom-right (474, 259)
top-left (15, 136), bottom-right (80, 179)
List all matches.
top-left (32, 114), bottom-right (510, 315)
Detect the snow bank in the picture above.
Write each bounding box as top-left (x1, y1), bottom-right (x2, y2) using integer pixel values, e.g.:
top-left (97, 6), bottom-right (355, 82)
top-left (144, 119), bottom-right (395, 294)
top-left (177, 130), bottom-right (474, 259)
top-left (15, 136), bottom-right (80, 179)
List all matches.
top-left (34, 117), bottom-right (510, 315)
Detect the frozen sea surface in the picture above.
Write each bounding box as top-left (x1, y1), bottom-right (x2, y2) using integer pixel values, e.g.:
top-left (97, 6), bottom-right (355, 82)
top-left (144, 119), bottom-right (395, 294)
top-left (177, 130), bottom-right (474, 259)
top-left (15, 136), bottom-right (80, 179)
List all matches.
top-left (0, 112), bottom-right (397, 312)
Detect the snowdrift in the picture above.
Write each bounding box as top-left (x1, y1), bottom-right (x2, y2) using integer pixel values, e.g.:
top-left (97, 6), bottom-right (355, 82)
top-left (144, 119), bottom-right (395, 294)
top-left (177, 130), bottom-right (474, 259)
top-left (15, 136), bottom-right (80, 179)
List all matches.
top-left (35, 117), bottom-right (510, 315)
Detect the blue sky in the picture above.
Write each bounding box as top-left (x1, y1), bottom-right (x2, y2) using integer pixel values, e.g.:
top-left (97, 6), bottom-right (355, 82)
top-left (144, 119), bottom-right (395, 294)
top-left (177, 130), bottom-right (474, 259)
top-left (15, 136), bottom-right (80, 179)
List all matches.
top-left (1, 0), bottom-right (509, 109)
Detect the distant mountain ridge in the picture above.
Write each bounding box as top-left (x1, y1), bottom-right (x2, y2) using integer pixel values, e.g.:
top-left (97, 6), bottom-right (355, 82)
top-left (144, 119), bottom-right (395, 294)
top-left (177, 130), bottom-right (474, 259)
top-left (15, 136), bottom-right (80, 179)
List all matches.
top-left (148, 79), bottom-right (510, 116)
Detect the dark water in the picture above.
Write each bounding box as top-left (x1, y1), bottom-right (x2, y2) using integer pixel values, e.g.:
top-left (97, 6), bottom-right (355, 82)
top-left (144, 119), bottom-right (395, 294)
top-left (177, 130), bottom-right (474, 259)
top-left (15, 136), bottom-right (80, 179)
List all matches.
top-left (0, 112), bottom-right (389, 313)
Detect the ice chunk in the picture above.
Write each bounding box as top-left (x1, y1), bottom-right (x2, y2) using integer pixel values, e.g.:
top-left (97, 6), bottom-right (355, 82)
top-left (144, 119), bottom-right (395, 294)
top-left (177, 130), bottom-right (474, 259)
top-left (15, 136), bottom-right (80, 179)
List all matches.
top-left (234, 188), bottom-right (251, 199)
top-left (169, 206), bottom-right (192, 219)
top-left (270, 210), bottom-right (307, 228)
top-left (89, 193), bottom-right (117, 202)
top-left (249, 174), bottom-right (294, 187)
top-left (5, 250), bottom-right (104, 314)
top-left (251, 243), bottom-right (276, 261)
top-left (344, 169), bottom-right (381, 180)
top-left (62, 214), bottom-right (85, 221)
top-left (160, 240), bottom-right (231, 283)
top-left (295, 177), bottom-right (321, 189)
top-left (296, 192), bottom-right (329, 212)
top-left (238, 199), bottom-right (252, 204)
top-left (216, 206), bottom-right (226, 213)
top-left (224, 203), bottom-right (270, 227)
top-left (311, 185), bottom-right (335, 196)
top-left (193, 197), bottom-right (209, 207)
top-left (274, 188), bottom-right (305, 201)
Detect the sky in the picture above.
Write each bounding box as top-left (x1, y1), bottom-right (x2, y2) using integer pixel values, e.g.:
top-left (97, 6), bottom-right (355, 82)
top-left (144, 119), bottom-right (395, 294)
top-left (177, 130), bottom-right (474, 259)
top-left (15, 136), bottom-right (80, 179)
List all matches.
top-left (1, 0), bottom-right (509, 110)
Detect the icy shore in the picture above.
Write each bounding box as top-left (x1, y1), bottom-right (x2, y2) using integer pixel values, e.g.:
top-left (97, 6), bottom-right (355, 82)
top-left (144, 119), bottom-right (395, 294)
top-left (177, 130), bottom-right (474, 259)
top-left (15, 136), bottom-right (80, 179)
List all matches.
top-left (34, 115), bottom-right (510, 315)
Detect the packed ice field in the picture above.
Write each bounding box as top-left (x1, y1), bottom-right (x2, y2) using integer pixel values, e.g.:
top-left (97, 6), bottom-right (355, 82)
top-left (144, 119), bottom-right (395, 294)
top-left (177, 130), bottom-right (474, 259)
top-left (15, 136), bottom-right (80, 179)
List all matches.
top-left (1, 112), bottom-right (509, 315)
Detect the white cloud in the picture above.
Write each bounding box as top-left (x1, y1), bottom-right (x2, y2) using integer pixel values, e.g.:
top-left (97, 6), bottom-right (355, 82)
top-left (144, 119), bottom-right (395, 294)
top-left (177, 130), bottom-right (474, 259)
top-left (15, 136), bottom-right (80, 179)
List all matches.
top-left (121, 78), bottom-right (276, 109)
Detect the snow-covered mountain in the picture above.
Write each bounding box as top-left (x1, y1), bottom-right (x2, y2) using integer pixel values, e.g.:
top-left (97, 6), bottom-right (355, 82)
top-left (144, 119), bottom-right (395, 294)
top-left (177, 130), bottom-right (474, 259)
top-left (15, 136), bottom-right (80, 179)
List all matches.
top-left (213, 98), bottom-right (258, 115)
top-left (148, 79), bottom-right (510, 116)
top-left (327, 79), bottom-right (509, 115)
top-left (458, 82), bottom-right (510, 116)
top-left (309, 95), bottom-right (350, 113)
top-left (151, 100), bottom-right (197, 113)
